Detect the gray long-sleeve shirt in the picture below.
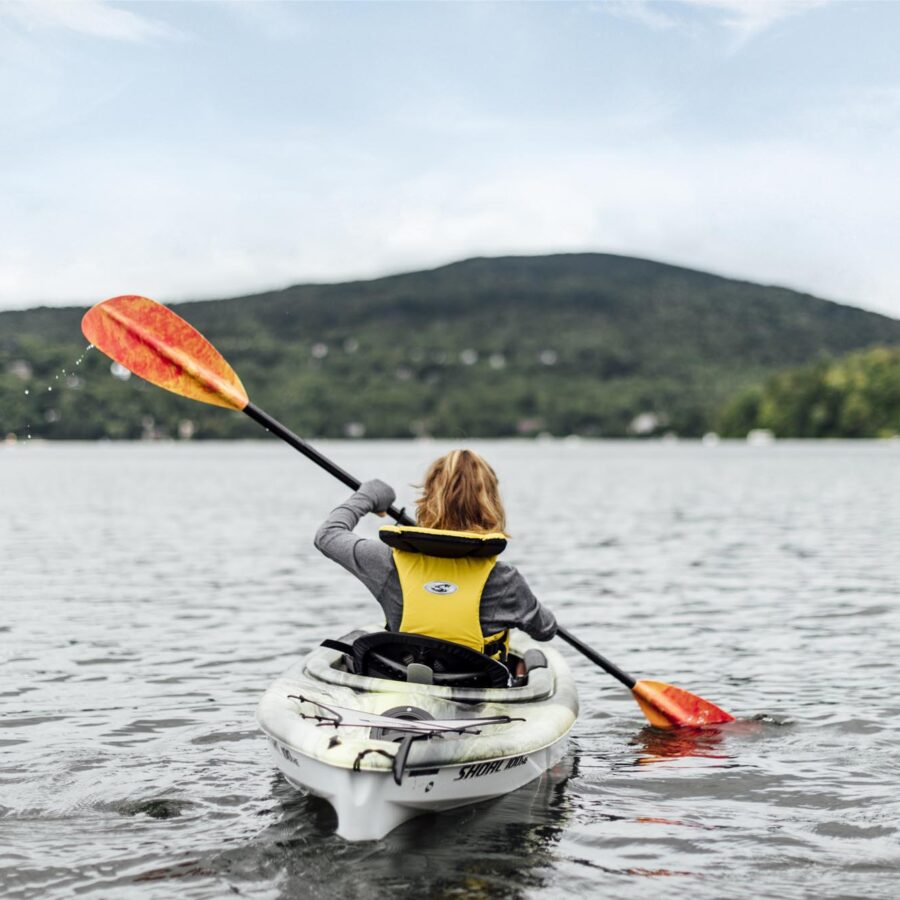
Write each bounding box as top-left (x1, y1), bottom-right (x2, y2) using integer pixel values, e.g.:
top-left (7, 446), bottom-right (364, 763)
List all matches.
top-left (314, 482), bottom-right (557, 642)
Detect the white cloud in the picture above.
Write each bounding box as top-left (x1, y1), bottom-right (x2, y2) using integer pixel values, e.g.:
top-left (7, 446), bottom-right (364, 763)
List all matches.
top-left (599, 1), bottom-right (678, 31)
top-left (599, 0), bottom-right (830, 43)
top-left (0, 0), bottom-right (178, 43)
top-left (684, 0), bottom-right (830, 40)
top-left (2, 134), bottom-right (899, 318)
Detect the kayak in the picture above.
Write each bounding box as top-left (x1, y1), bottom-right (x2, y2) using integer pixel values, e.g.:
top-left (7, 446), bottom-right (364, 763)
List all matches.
top-left (256, 626), bottom-right (579, 841)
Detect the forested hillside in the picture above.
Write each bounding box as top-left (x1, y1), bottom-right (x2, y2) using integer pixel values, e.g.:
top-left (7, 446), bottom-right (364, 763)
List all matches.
top-left (718, 346), bottom-right (900, 438)
top-left (2, 254), bottom-right (899, 440)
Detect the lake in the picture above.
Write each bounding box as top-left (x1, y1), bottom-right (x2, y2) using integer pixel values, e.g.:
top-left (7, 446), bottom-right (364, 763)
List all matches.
top-left (2, 440), bottom-right (899, 899)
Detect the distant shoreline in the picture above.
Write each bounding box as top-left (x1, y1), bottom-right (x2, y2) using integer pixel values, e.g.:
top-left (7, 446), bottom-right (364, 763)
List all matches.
top-left (5, 436), bottom-right (899, 447)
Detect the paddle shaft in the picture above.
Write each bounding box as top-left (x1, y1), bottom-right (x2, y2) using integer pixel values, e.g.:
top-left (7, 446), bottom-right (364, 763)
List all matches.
top-left (555, 626), bottom-right (636, 688)
top-left (245, 400), bottom-right (638, 682)
top-left (243, 402), bottom-right (413, 525)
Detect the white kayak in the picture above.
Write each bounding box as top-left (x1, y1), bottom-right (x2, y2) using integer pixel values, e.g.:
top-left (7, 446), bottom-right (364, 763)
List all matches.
top-left (256, 626), bottom-right (579, 841)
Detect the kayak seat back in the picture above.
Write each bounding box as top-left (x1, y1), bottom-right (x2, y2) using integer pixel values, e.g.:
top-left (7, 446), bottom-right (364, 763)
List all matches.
top-left (347, 631), bottom-right (510, 689)
top-left (507, 648), bottom-right (549, 687)
top-left (522, 649), bottom-right (548, 672)
top-left (405, 662), bottom-right (434, 685)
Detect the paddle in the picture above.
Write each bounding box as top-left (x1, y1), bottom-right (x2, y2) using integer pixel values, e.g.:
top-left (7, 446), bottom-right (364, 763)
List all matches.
top-left (554, 628), bottom-right (732, 727)
top-left (81, 294), bottom-right (734, 728)
top-left (80, 295), bottom-right (408, 522)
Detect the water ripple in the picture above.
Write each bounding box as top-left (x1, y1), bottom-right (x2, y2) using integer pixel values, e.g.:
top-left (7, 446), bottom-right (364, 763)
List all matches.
top-left (2, 440), bottom-right (899, 899)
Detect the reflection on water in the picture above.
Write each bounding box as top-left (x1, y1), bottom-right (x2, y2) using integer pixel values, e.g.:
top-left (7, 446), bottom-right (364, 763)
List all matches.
top-left (631, 723), bottom-right (736, 766)
top-left (250, 760), bottom-right (574, 900)
top-left (3, 441), bottom-right (900, 899)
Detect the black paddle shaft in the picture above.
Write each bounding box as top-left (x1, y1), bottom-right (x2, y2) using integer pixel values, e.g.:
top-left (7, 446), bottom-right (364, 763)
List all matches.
top-left (242, 402), bottom-right (414, 525)
top-left (555, 626), bottom-right (636, 688)
top-left (245, 401), bottom-right (633, 683)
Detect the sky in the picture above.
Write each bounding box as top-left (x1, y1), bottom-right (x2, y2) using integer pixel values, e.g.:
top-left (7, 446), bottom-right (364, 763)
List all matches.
top-left (2, 0), bottom-right (900, 317)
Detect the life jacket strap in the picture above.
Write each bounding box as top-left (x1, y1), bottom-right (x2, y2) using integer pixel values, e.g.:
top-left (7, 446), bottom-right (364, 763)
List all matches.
top-left (482, 628), bottom-right (510, 663)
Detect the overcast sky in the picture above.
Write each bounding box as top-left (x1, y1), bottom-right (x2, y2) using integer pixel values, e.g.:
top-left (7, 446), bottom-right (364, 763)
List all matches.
top-left (2, 0), bottom-right (899, 316)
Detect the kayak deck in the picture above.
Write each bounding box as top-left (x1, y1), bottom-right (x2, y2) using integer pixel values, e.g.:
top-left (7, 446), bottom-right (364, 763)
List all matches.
top-left (257, 629), bottom-right (578, 840)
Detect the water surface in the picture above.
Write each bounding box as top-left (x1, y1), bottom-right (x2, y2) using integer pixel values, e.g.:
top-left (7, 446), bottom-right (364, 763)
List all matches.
top-left (2, 440), bottom-right (899, 898)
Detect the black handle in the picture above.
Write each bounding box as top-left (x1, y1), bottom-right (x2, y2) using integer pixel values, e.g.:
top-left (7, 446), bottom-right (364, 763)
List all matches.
top-left (243, 402), bottom-right (412, 524)
top-left (555, 625), bottom-right (636, 688)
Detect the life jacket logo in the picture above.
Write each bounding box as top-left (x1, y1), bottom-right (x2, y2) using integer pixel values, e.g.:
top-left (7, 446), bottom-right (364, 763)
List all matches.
top-left (424, 581), bottom-right (459, 595)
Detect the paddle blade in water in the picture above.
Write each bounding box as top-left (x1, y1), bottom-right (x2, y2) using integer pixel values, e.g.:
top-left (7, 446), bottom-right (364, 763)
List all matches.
top-left (632, 679), bottom-right (735, 728)
top-left (82, 296), bottom-right (249, 410)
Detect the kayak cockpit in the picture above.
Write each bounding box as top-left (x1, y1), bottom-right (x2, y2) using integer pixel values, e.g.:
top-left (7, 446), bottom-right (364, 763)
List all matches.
top-left (307, 628), bottom-right (556, 702)
top-left (319, 629), bottom-right (542, 689)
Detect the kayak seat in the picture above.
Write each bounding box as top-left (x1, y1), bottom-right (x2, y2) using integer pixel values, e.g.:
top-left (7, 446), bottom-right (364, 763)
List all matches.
top-left (346, 631), bottom-right (509, 689)
top-left (310, 628), bottom-right (557, 702)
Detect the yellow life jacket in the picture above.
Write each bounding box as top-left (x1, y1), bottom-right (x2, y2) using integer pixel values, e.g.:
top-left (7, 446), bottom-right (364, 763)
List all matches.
top-left (379, 525), bottom-right (511, 661)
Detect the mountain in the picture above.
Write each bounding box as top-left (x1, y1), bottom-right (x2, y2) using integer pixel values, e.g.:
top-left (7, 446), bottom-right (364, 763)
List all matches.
top-left (2, 253), bottom-right (899, 440)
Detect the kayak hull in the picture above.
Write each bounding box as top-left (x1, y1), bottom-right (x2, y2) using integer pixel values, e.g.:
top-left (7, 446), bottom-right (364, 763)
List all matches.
top-left (257, 628), bottom-right (578, 841)
top-left (267, 732), bottom-right (569, 841)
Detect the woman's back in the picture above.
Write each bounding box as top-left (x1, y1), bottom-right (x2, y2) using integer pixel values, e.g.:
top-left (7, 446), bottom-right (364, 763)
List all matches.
top-left (313, 451), bottom-right (557, 651)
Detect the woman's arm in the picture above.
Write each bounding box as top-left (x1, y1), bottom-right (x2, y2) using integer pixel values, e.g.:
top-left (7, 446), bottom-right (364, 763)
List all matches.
top-left (314, 479), bottom-right (396, 597)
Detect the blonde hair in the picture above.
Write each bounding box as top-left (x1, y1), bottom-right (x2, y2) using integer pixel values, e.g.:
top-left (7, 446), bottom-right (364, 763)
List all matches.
top-left (415, 449), bottom-right (506, 534)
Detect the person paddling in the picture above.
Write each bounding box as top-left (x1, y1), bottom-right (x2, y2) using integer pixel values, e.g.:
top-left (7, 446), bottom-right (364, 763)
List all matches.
top-left (84, 295), bottom-right (733, 726)
top-left (314, 449), bottom-right (557, 664)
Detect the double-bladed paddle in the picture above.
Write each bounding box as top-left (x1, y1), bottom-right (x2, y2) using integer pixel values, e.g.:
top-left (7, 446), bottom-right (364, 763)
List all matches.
top-left (82, 295), bottom-right (734, 728)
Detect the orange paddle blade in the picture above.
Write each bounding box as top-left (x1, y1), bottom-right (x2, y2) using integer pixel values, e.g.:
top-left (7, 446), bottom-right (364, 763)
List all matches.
top-left (82, 295), bottom-right (249, 411)
top-left (632, 679), bottom-right (735, 728)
